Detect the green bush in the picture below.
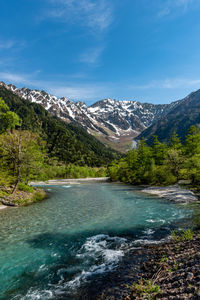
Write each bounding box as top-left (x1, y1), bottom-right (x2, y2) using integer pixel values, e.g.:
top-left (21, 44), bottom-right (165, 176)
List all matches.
top-left (127, 279), bottom-right (161, 299)
top-left (18, 183), bottom-right (34, 193)
top-left (171, 229), bottom-right (194, 242)
top-left (32, 191), bottom-right (46, 202)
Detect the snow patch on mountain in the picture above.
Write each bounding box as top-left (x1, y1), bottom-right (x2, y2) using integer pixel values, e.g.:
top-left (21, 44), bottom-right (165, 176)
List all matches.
top-left (0, 81), bottom-right (180, 151)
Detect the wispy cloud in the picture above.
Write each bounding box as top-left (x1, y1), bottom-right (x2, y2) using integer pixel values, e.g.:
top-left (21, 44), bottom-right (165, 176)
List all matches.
top-left (157, 0), bottom-right (196, 18)
top-left (46, 0), bottom-right (113, 32)
top-left (129, 78), bottom-right (200, 90)
top-left (49, 84), bottom-right (105, 100)
top-left (0, 39), bottom-right (15, 50)
top-left (0, 71), bottom-right (111, 100)
top-left (2, 71), bottom-right (200, 101)
top-left (79, 46), bottom-right (104, 64)
top-left (0, 72), bottom-right (31, 85)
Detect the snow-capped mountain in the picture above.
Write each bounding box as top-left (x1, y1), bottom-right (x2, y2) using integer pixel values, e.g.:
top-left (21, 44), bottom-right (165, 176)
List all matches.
top-left (0, 82), bottom-right (180, 151)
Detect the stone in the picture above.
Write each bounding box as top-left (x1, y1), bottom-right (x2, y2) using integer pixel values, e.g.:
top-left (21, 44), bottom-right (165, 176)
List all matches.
top-left (187, 272), bottom-right (194, 281)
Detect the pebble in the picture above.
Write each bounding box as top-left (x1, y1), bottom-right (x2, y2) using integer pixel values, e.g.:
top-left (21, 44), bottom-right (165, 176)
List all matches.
top-left (187, 272), bottom-right (194, 280)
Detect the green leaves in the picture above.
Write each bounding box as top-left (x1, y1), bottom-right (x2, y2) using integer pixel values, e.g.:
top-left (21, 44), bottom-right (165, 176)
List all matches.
top-left (0, 98), bottom-right (21, 133)
top-left (0, 98), bottom-right (9, 112)
top-left (108, 127), bottom-right (200, 186)
top-left (0, 130), bottom-right (46, 185)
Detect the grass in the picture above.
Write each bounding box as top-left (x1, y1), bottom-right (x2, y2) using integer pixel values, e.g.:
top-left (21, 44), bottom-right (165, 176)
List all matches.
top-left (126, 279), bottom-right (161, 299)
top-left (171, 229), bottom-right (194, 242)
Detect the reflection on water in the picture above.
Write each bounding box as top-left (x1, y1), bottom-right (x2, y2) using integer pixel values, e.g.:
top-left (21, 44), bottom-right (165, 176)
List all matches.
top-left (0, 183), bottom-right (194, 299)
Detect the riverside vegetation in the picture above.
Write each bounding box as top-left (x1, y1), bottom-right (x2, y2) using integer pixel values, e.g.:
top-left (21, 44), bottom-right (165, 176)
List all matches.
top-left (108, 127), bottom-right (200, 188)
top-left (0, 97), bottom-right (108, 206)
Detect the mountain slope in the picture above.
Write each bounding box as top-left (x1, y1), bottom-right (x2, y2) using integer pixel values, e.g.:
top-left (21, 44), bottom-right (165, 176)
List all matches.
top-left (1, 82), bottom-right (180, 151)
top-left (0, 84), bottom-right (120, 166)
top-left (137, 89), bottom-right (200, 144)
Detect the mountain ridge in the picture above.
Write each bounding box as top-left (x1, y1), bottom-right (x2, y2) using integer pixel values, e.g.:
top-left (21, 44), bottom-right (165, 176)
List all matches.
top-left (0, 81), bottom-right (180, 151)
top-left (137, 88), bottom-right (200, 144)
top-left (0, 84), bottom-right (120, 166)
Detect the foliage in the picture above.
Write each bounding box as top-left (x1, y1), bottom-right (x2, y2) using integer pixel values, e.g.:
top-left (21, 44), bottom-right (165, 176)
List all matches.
top-left (171, 229), bottom-right (194, 242)
top-left (0, 130), bottom-right (46, 189)
top-left (108, 126), bottom-right (200, 186)
top-left (0, 98), bottom-right (21, 133)
top-left (18, 183), bottom-right (34, 193)
top-left (35, 163), bottom-right (107, 181)
top-left (127, 279), bottom-right (161, 299)
top-left (31, 190), bottom-right (46, 203)
top-left (12, 189), bottom-right (46, 205)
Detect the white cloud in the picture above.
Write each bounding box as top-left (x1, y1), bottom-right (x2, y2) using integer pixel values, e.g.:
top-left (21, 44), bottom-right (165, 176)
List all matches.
top-left (0, 71), bottom-right (111, 100)
top-left (79, 46), bottom-right (104, 64)
top-left (2, 71), bottom-right (200, 101)
top-left (49, 85), bottom-right (101, 99)
top-left (129, 78), bottom-right (200, 90)
top-left (0, 39), bottom-right (15, 50)
top-left (0, 72), bottom-right (31, 85)
top-left (157, 0), bottom-right (196, 18)
top-left (47, 0), bottom-right (113, 32)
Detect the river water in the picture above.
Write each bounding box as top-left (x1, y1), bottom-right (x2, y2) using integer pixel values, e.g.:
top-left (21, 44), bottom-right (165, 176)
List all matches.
top-left (0, 183), bottom-right (194, 299)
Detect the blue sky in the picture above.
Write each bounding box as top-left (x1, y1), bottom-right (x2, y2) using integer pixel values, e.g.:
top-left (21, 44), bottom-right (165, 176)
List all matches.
top-left (1, 0), bottom-right (200, 105)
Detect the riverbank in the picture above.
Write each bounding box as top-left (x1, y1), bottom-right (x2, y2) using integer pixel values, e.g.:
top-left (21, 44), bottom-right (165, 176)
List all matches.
top-left (83, 230), bottom-right (200, 299)
top-left (141, 184), bottom-right (199, 203)
top-left (30, 177), bottom-right (110, 185)
top-left (0, 188), bottom-right (46, 207)
top-left (0, 204), bottom-right (7, 210)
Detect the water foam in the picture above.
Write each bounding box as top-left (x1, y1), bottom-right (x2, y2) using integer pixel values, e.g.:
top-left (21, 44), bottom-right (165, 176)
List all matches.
top-left (65, 234), bottom-right (126, 289)
top-left (20, 234), bottom-right (126, 299)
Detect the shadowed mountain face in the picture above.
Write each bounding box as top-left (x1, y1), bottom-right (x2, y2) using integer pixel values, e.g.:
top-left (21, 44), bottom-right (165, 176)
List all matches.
top-left (0, 82), bottom-right (179, 151)
top-left (137, 89), bottom-right (200, 144)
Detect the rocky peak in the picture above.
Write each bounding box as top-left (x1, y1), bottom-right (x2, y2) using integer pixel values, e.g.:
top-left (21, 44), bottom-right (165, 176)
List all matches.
top-left (1, 81), bottom-right (180, 151)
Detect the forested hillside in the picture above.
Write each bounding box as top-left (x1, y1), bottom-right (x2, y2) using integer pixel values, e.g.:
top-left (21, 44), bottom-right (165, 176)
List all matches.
top-left (137, 89), bottom-right (200, 145)
top-left (0, 85), bottom-right (120, 167)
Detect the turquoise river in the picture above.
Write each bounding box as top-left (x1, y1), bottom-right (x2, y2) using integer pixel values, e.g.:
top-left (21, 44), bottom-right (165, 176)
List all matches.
top-left (0, 183), bottom-right (196, 299)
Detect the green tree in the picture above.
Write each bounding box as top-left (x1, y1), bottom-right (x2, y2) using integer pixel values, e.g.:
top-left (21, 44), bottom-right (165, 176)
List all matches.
top-left (152, 136), bottom-right (167, 165)
top-left (0, 98), bottom-right (21, 133)
top-left (166, 148), bottom-right (184, 181)
top-left (0, 130), bottom-right (46, 192)
top-left (169, 132), bottom-right (182, 150)
top-left (185, 126), bottom-right (200, 156)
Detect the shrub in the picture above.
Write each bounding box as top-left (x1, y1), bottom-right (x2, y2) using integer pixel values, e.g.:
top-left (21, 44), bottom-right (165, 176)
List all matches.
top-left (171, 229), bottom-right (194, 242)
top-left (18, 183), bottom-right (34, 193)
top-left (127, 279), bottom-right (161, 299)
top-left (32, 191), bottom-right (46, 202)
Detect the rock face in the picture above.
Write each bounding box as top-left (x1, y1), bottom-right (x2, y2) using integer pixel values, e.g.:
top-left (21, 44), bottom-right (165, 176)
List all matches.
top-left (141, 185), bottom-right (198, 203)
top-left (0, 81), bottom-right (179, 151)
